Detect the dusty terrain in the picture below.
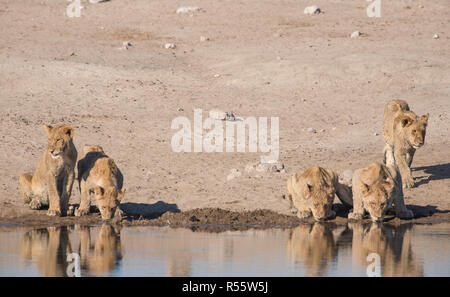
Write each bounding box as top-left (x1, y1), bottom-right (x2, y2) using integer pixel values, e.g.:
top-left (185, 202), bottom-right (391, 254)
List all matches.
top-left (0, 0), bottom-right (449, 226)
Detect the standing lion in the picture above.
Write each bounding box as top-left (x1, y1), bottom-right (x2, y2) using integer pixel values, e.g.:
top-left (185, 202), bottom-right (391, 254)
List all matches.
top-left (382, 100), bottom-right (429, 188)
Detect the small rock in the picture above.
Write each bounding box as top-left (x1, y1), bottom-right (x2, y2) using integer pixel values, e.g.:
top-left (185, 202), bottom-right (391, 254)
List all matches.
top-left (374, 132), bottom-right (379, 136)
top-left (200, 36), bottom-right (210, 42)
top-left (123, 41), bottom-right (132, 47)
top-left (227, 168), bottom-right (241, 181)
top-left (418, 4), bottom-right (424, 8)
top-left (89, 0), bottom-right (109, 3)
top-left (306, 127), bottom-right (317, 133)
top-left (351, 31), bottom-right (361, 38)
top-left (433, 33), bottom-right (439, 39)
top-left (177, 107), bottom-right (184, 112)
top-left (176, 6), bottom-right (201, 14)
top-left (319, 129), bottom-right (325, 133)
top-left (304, 6), bottom-right (321, 15)
top-left (189, 215), bottom-right (200, 222)
top-left (213, 74), bottom-right (221, 78)
top-left (165, 43), bottom-right (176, 49)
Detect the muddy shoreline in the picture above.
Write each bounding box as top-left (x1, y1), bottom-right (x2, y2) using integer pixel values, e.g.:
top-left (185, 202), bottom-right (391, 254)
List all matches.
top-left (1, 205), bottom-right (449, 232)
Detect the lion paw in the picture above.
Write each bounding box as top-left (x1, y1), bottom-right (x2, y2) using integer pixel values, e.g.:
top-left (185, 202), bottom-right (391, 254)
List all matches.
top-left (402, 177), bottom-right (415, 189)
top-left (397, 209), bottom-right (414, 220)
top-left (297, 211), bottom-right (312, 219)
top-left (348, 212), bottom-right (364, 221)
top-left (47, 209), bottom-right (61, 217)
top-left (29, 199), bottom-right (42, 210)
top-left (75, 208), bottom-right (89, 217)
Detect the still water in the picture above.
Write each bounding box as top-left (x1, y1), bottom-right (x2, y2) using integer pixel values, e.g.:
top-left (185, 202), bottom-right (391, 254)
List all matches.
top-left (0, 223), bottom-right (449, 277)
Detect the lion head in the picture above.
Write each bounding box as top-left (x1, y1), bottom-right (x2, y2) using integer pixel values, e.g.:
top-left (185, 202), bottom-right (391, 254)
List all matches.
top-left (93, 186), bottom-right (125, 220)
top-left (301, 167), bottom-right (336, 221)
top-left (395, 112), bottom-right (429, 149)
top-left (44, 125), bottom-right (74, 160)
top-left (359, 163), bottom-right (396, 222)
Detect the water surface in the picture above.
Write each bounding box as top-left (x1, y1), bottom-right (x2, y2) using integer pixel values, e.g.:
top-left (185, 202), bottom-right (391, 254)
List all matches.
top-left (0, 223), bottom-right (449, 276)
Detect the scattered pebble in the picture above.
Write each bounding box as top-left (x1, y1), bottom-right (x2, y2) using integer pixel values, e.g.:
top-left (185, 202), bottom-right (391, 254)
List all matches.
top-left (374, 132), bottom-right (379, 136)
top-left (306, 127), bottom-right (317, 133)
top-left (351, 31), bottom-right (361, 38)
top-left (176, 6), bottom-right (201, 14)
top-left (213, 74), bottom-right (221, 78)
top-left (319, 129), bottom-right (325, 133)
top-left (177, 107), bottom-right (184, 112)
top-left (200, 36), bottom-right (210, 42)
top-left (304, 6), bottom-right (321, 15)
top-left (227, 168), bottom-right (242, 181)
top-left (89, 0), bottom-right (109, 3)
top-left (418, 4), bottom-right (424, 8)
top-left (433, 33), bottom-right (439, 39)
top-left (165, 43), bottom-right (176, 49)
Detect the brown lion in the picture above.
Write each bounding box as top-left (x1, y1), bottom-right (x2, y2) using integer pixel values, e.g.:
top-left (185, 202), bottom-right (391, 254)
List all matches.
top-left (19, 125), bottom-right (77, 216)
top-left (286, 166), bottom-right (352, 221)
top-left (348, 162), bottom-right (414, 222)
top-left (75, 145), bottom-right (124, 219)
top-left (382, 100), bottom-right (429, 188)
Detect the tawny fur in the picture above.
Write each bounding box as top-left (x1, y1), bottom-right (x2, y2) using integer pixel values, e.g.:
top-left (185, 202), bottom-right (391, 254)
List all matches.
top-left (286, 166), bottom-right (352, 221)
top-left (19, 125), bottom-right (77, 216)
top-left (349, 162), bottom-right (413, 222)
top-left (76, 145), bottom-right (124, 219)
top-left (349, 222), bottom-right (423, 276)
top-left (382, 99), bottom-right (429, 188)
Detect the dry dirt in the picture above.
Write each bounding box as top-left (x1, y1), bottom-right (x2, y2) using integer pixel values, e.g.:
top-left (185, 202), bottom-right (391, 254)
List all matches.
top-left (0, 0), bottom-right (449, 228)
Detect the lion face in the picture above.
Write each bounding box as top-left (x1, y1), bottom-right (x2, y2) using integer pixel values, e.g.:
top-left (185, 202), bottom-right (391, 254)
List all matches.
top-left (304, 183), bottom-right (335, 221)
top-left (93, 186), bottom-right (125, 220)
top-left (361, 179), bottom-right (394, 222)
top-left (44, 125), bottom-right (74, 159)
top-left (399, 113), bottom-right (429, 148)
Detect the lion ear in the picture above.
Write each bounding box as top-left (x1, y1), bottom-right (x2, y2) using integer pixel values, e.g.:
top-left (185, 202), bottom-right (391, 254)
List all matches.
top-left (421, 113), bottom-right (429, 124)
top-left (117, 189), bottom-right (126, 201)
top-left (384, 178), bottom-right (395, 191)
top-left (93, 186), bottom-right (105, 197)
top-left (63, 125), bottom-right (74, 138)
top-left (361, 182), bottom-right (370, 195)
top-left (399, 115), bottom-right (414, 128)
top-left (44, 125), bottom-right (53, 135)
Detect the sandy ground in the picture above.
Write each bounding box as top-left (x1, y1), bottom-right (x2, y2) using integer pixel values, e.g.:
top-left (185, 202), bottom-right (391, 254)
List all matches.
top-left (0, 0), bottom-right (449, 225)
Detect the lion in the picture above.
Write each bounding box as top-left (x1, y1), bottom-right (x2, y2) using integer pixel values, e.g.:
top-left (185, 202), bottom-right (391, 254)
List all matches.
top-left (75, 145), bottom-right (125, 219)
top-left (348, 162), bottom-right (414, 222)
top-left (286, 166), bottom-right (353, 221)
top-left (19, 125), bottom-right (77, 216)
top-left (382, 99), bottom-right (429, 188)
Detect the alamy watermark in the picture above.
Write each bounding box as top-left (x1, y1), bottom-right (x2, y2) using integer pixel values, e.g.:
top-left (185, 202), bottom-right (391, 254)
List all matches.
top-left (66, 252), bottom-right (81, 277)
top-left (366, 0), bottom-right (381, 18)
top-left (171, 109), bottom-right (279, 163)
top-left (366, 253), bottom-right (381, 277)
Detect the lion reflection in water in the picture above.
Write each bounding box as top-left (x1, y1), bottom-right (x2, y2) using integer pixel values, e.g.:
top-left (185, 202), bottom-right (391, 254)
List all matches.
top-left (286, 224), bottom-right (345, 276)
top-left (287, 223), bottom-right (423, 276)
top-left (19, 224), bottom-right (122, 276)
top-left (349, 222), bottom-right (423, 277)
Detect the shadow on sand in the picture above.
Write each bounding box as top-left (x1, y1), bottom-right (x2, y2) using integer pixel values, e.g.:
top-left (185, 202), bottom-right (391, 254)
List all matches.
top-left (413, 162), bottom-right (450, 187)
top-left (119, 201), bottom-right (180, 219)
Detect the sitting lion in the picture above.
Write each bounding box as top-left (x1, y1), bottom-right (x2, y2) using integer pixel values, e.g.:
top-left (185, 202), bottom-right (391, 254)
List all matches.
top-left (348, 162), bottom-right (414, 222)
top-left (286, 166), bottom-right (352, 221)
top-left (19, 125), bottom-right (77, 216)
top-left (75, 145), bottom-right (125, 219)
top-left (382, 99), bottom-right (429, 188)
